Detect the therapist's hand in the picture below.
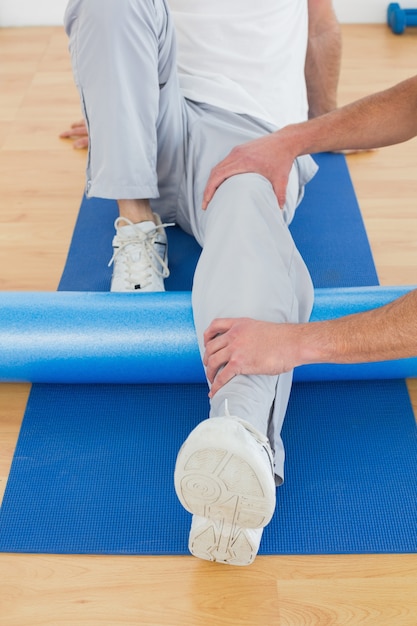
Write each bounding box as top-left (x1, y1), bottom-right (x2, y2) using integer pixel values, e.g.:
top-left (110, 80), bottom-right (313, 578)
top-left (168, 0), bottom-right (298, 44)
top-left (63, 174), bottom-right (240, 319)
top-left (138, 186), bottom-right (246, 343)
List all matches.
top-left (203, 317), bottom-right (300, 397)
top-left (202, 133), bottom-right (296, 211)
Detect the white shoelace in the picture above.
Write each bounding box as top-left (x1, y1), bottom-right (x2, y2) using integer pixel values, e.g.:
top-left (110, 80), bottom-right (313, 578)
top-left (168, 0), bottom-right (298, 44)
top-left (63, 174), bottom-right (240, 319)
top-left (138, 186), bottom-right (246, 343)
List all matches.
top-left (108, 217), bottom-right (174, 287)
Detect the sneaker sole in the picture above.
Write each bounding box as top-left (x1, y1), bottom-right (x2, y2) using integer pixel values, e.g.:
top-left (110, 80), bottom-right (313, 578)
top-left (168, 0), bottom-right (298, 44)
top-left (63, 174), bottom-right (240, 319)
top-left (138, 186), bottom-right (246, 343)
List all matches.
top-left (189, 517), bottom-right (262, 566)
top-left (174, 418), bottom-right (276, 530)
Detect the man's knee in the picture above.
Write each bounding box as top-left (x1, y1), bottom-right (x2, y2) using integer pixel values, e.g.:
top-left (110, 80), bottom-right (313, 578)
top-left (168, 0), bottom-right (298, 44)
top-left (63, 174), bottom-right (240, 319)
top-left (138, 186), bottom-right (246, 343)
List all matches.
top-left (211, 173), bottom-right (280, 220)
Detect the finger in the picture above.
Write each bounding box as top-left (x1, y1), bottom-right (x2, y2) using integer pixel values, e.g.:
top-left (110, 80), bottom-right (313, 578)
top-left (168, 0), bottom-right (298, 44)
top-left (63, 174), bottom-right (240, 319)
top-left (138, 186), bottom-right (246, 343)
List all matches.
top-left (202, 162), bottom-right (243, 210)
top-left (204, 342), bottom-right (229, 378)
top-left (205, 360), bottom-right (217, 384)
top-left (60, 128), bottom-right (87, 140)
top-left (70, 119), bottom-right (86, 128)
top-left (208, 364), bottom-right (236, 397)
top-left (202, 170), bottom-right (225, 210)
top-left (203, 318), bottom-right (234, 346)
top-left (71, 126), bottom-right (88, 136)
top-left (273, 175), bottom-right (289, 211)
top-left (73, 137), bottom-right (89, 149)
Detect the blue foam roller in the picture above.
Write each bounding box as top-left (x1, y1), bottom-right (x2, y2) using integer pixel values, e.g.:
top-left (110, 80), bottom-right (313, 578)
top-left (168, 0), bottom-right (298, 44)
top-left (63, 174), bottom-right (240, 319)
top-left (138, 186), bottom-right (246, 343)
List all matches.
top-left (0, 286), bottom-right (415, 383)
top-left (0, 292), bottom-right (201, 384)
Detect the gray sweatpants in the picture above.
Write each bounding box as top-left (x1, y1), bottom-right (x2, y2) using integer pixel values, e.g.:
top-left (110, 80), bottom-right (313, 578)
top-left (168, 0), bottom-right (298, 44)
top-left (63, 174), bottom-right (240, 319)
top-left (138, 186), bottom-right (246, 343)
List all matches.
top-left (64, 0), bottom-right (317, 483)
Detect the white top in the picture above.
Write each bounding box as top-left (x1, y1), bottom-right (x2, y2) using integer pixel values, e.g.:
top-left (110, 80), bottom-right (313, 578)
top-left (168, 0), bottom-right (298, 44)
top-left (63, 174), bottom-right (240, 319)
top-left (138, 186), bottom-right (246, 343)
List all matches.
top-left (170, 0), bottom-right (309, 128)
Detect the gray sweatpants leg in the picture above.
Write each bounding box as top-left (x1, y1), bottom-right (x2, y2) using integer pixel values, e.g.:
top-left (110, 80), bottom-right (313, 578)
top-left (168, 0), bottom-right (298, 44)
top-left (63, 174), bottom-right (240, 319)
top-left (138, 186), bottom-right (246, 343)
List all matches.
top-left (178, 104), bottom-right (315, 483)
top-left (194, 176), bottom-right (311, 483)
top-left (64, 0), bottom-right (186, 218)
top-left (64, 0), bottom-right (316, 484)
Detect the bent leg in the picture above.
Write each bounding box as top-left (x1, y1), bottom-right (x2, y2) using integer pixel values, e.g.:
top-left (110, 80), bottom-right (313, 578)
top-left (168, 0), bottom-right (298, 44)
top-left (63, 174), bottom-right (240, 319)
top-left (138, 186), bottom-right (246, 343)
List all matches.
top-left (64, 0), bottom-right (186, 217)
top-left (192, 171), bottom-right (313, 481)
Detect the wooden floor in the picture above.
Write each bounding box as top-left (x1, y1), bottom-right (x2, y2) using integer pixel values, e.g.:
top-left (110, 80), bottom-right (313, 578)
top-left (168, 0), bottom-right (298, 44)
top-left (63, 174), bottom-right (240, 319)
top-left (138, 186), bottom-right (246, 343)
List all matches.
top-left (0, 24), bottom-right (416, 625)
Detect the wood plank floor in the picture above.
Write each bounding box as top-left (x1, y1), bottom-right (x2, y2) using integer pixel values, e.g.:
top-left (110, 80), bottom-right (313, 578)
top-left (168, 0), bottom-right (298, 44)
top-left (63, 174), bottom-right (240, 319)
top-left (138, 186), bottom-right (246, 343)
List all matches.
top-left (0, 24), bottom-right (416, 626)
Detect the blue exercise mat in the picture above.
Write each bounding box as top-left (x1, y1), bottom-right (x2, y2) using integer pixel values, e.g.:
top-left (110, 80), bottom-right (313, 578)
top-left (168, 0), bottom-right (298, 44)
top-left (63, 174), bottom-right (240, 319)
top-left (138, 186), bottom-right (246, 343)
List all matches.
top-left (1, 153), bottom-right (416, 555)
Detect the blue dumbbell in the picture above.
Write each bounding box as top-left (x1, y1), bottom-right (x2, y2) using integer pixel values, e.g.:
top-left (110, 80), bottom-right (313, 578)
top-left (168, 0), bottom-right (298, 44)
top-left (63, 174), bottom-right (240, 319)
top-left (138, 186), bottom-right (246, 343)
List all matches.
top-left (387, 2), bottom-right (417, 34)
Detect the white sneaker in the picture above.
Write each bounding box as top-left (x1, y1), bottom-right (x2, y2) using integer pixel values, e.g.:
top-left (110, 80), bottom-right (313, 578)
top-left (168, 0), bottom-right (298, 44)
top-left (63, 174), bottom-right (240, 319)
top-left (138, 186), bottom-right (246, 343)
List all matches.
top-left (188, 515), bottom-right (264, 567)
top-left (174, 415), bottom-right (276, 566)
top-left (109, 214), bottom-right (172, 292)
